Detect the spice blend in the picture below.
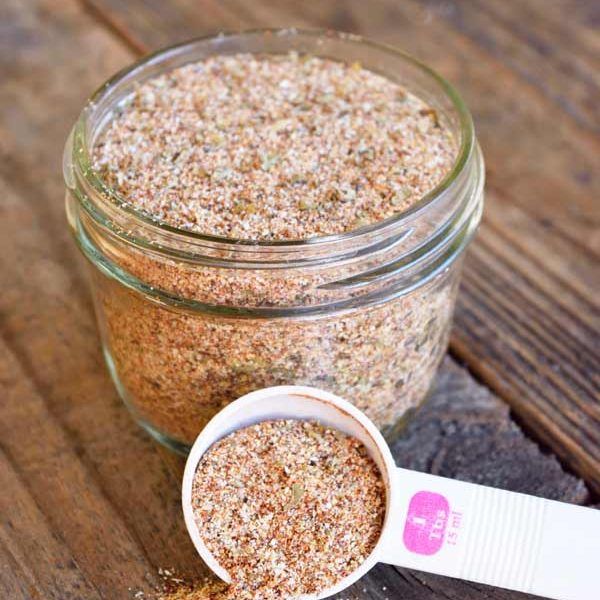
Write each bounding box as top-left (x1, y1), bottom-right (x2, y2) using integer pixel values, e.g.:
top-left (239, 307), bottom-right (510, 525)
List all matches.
top-left (191, 419), bottom-right (386, 599)
top-left (89, 51), bottom-right (461, 448)
top-left (94, 53), bottom-right (455, 240)
top-left (96, 271), bottom-right (458, 444)
top-left (157, 574), bottom-right (229, 600)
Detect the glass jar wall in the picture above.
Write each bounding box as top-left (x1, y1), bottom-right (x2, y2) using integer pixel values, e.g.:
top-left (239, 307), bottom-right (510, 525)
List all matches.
top-left (64, 30), bottom-right (484, 453)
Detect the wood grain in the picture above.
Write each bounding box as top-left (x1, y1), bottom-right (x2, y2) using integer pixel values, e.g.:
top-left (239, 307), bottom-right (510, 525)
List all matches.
top-left (81, 0), bottom-right (600, 492)
top-left (416, 0), bottom-right (599, 131)
top-left (0, 538), bottom-right (40, 600)
top-left (0, 446), bottom-right (104, 600)
top-left (391, 359), bottom-right (588, 504)
top-left (0, 336), bottom-right (157, 598)
top-left (0, 0), bottom-right (596, 598)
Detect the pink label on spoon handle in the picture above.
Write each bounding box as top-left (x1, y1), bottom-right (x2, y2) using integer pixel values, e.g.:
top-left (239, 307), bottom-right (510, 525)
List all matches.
top-left (403, 491), bottom-right (450, 555)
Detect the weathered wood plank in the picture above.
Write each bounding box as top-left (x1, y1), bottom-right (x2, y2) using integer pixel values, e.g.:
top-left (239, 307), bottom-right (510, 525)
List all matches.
top-left (0, 538), bottom-right (38, 600)
top-left (0, 448), bottom-right (104, 600)
top-left (391, 359), bottom-right (589, 504)
top-left (0, 0), bottom-right (210, 592)
top-left (453, 274), bottom-right (600, 492)
top-left (474, 0), bottom-right (600, 67)
top-left (0, 1), bottom-right (596, 599)
top-left (483, 194), bottom-right (598, 323)
top-left (414, 0), bottom-right (599, 131)
top-left (525, 0), bottom-right (600, 51)
top-left (81, 0), bottom-right (248, 52)
top-left (0, 336), bottom-right (157, 599)
top-left (78, 0), bottom-right (600, 492)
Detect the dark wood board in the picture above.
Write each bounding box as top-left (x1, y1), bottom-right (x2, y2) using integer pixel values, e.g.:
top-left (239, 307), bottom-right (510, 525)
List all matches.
top-left (0, 0), bottom-right (597, 598)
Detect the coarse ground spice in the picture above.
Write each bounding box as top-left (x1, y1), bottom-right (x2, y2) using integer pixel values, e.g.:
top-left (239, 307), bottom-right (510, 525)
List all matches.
top-left (87, 51), bottom-right (462, 448)
top-left (155, 576), bottom-right (379, 600)
top-left (159, 582), bottom-right (228, 600)
top-left (154, 574), bottom-right (376, 600)
top-left (93, 53), bottom-right (456, 241)
top-left (155, 572), bottom-right (229, 600)
top-left (190, 419), bottom-right (386, 599)
top-left (95, 272), bottom-right (459, 444)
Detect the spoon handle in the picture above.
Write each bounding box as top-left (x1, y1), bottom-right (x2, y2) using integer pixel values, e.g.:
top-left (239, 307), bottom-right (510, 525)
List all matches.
top-left (380, 468), bottom-right (599, 600)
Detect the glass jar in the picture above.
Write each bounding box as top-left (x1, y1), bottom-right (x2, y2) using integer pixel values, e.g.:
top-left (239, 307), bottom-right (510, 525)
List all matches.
top-left (64, 30), bottom-right (484, 454)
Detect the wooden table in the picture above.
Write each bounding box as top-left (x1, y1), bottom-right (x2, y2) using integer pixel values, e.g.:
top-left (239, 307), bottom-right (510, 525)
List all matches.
top-left (1, 1), bottom-right (598, 598)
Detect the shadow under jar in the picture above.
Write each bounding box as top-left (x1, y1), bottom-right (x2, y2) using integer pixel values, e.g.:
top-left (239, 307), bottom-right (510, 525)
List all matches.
top-left (64, 30), bottom-right (484, 454)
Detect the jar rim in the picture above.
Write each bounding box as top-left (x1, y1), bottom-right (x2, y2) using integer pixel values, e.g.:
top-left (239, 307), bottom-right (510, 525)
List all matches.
top-left (70, 28), bottom-right (475, 250)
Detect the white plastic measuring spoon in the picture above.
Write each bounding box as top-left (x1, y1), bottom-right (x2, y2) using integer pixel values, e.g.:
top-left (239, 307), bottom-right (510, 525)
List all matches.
top-left (182, 386), bottom-right (600, 600)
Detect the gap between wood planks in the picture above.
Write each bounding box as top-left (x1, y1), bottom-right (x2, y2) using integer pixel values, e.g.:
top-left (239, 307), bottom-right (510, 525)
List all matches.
top-left (0, 446), bottom-right (105, 600)
top-left (80, 0), bottom-right (148, 54)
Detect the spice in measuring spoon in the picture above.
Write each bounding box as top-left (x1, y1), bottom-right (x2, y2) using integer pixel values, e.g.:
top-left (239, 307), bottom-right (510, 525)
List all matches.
top-left (184, 386), bottom-right (600, 600)
top-left (93, 53), bottom-right (455, 241)
top-left (191, 419), bottom-right (386, 599)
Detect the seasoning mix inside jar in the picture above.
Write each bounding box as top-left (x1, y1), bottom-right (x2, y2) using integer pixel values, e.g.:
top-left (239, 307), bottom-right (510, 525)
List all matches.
top-left (64, 30), bottom-right (484, 453)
